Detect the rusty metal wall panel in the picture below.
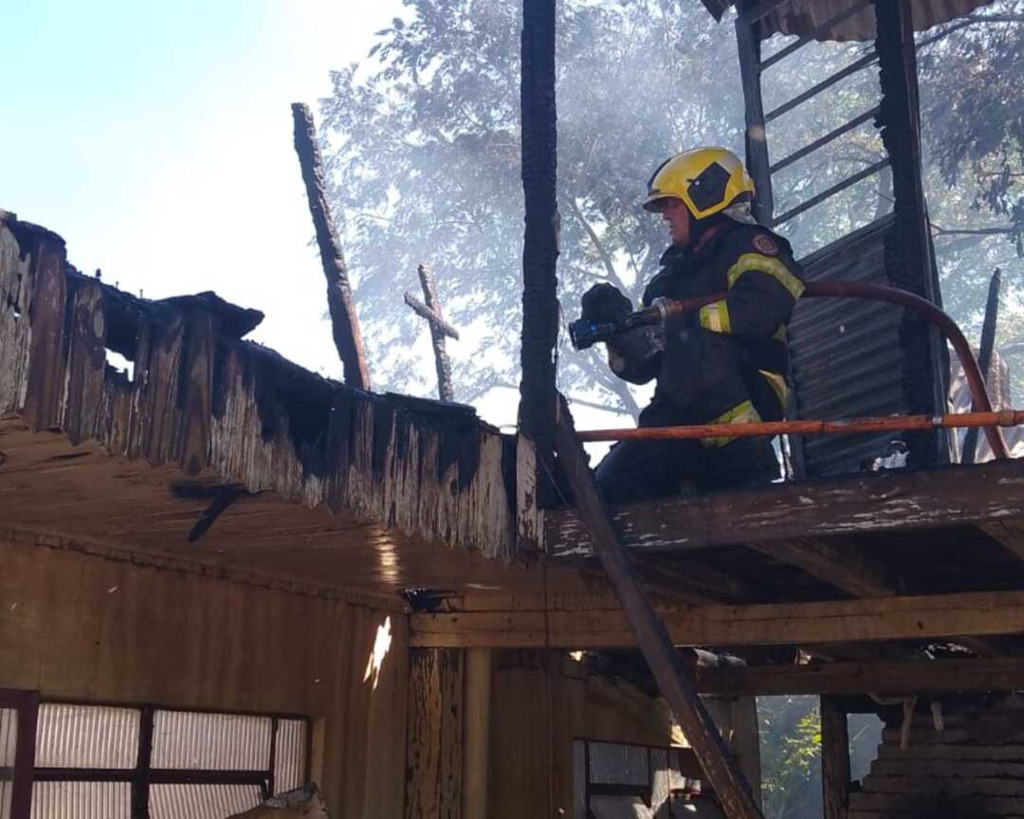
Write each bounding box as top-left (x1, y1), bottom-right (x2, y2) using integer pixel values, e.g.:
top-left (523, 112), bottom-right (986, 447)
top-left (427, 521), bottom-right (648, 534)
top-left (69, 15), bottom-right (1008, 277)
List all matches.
top-left (151, 711), bottom-right (271, 771)
top-left (789, 215), bottom-right (908, 477)
top-left (29, 782), bottom-right (130, 819)
top-left (273, 719), bottom-right (306, 793)
top-left (148, 784), bottom-right (261, 819)
top-left (34, 704), bottom-right (138, 769)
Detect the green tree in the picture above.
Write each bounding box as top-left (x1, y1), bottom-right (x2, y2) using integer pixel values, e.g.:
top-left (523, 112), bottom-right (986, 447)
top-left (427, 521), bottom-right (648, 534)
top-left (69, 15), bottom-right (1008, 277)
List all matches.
top-left (320, 0), bottom-right (743, 417)
top-left (758, 696), bottom-right (822, 819)
top-left (321, 0), bottom-right (1024, 413)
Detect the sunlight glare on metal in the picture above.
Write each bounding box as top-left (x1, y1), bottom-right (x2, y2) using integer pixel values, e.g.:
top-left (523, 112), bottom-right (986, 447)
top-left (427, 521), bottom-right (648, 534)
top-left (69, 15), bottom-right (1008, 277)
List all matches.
top-left (363, 616), bottom-right (393, 691)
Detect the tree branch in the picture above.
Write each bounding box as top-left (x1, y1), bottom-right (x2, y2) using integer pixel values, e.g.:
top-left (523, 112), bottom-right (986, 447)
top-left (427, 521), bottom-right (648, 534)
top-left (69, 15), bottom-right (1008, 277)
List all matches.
top-left (565, 196), bottom-right (631, 296)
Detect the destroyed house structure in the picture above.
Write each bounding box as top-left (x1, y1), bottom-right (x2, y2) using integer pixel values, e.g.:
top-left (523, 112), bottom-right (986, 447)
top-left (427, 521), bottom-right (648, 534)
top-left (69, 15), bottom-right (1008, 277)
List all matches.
top-left (1, 0), bottom-right (1024, 817)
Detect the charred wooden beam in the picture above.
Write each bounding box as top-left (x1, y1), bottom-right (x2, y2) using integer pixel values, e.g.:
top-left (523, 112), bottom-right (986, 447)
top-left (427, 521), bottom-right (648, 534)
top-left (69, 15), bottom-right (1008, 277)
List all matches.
top-left (410, 589), bottom-right (1024, 650)
top-left (873, 0), bottom-right (948, 467)
top-left (291, 102), bottom-right (371, 391)
top-left (963, 269), bottom-right (1002, 464)
top-left (404, 263), bottom-right (458, 402)
top-left (544, 457), bottom-right (1024, 558)
top-left (735, 2), bottom-right (774, 225)
top-left (552, 397), bottom-right (763, 819)
top-left (694, 657), bottom-right (1024, 697)
top-left (745, 537), bottom-right (899, 599)
top-left (519, 0), bottom-right (560, 506)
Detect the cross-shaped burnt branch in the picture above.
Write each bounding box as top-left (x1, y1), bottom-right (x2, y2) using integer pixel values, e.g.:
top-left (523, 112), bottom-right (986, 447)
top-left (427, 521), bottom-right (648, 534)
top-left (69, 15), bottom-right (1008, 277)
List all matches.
top-left (404, 263), bottom-right (460, 402)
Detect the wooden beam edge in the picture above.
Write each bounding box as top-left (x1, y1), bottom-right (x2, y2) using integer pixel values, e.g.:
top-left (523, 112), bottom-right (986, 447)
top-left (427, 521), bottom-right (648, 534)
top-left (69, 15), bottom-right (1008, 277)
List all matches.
top-left (410, 588), bottom-right (1024, 649)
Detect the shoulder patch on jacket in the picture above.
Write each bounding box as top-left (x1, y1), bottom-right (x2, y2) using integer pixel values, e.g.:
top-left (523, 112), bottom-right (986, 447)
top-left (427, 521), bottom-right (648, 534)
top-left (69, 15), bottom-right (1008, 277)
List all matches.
top-left (752, 233), bottom-right (779, 256)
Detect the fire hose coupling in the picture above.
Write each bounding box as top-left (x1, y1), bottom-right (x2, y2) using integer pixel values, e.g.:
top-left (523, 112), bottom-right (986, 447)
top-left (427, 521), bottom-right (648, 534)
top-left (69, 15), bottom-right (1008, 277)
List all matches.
top-left (568, 296), bottom-right (684, 351)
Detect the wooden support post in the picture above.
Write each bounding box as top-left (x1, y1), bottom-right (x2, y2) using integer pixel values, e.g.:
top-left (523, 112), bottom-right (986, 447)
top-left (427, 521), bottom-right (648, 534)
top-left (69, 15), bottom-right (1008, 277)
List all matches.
top-left (462, 647), bottom-right (492, 819)
top-left (519, 0), bottom-right (560, 507)
top-left (873, 0), bottom-right (948, 467)
top-left (963, 269), bottom-right (1002, 464)
top-left (406, 648), bottom-right (464, 819)
top-left (404, 263), bottom-right (459, 402)
top-left (553, 396), bottom-right (762, 819)
top-left (735, 3), bottom-right (774, 226)
top-left (291, 102), bottom-right (371, 391)
top-left (821, 696), bottom-right (851, 819)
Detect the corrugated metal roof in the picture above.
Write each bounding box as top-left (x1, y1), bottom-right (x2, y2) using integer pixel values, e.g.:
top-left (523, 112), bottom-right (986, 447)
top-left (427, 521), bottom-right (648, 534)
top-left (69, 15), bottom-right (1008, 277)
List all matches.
top-left (789, 214), bottom-right (908, 477)
top-left (148, 784), bottom-right (261, 819)
top-left (151, 711), bottom-right (271, 771)
top-left (699, 0), bottom-right (1000, 40)
top-left (34, 705), bottom-right (138, 769)
top-left (29, 782), bottom-right (130, 819)
top-left (757, 0), bottom-right (1000, 42)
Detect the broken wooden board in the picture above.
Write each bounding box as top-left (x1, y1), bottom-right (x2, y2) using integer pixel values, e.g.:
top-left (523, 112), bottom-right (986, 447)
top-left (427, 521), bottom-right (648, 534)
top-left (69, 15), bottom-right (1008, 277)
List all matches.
top-left (545, 457), bottom-right (1024, 558)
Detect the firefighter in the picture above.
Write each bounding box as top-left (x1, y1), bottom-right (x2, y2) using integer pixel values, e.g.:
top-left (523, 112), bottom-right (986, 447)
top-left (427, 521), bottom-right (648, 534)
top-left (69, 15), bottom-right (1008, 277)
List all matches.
top-left (582, 147), bottom-right (805, 501)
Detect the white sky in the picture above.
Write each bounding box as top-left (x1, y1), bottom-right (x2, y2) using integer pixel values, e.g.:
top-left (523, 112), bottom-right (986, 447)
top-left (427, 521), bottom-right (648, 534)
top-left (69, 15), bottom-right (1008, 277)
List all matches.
top-left (1, 0), bottom-right (632, 440)
top-left (2, 0), bottom-right (403, 377)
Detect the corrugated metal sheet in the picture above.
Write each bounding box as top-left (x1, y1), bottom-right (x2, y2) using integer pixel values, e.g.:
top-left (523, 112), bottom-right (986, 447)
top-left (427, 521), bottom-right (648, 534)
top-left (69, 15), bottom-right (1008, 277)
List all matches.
top-left (34, 705), bottom-right (138, 768)
top-left (151, 711), bottom-right (271, 770)
top-left (789, 214), bottom-right (908, 477)
top-left (1, 708), bottom-right (16, 819)
top-left (29, 782), bottom-right (130, 819)
top-left (148, 784), bottom-right (261, 819)
top-left (273, 720), bottom-right (306, 793)
top-left (0, 709), bottom-right (16, 766)
top-left (759, 0), bottom-right (999, 42)
top-left (701, 0), bottom-right (1000, 40)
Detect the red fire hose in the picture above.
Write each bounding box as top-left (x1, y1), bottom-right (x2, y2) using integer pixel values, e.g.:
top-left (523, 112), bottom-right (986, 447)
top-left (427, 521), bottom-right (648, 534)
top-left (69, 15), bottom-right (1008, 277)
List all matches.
top-left (580, 281), bottom-right (1012, 460)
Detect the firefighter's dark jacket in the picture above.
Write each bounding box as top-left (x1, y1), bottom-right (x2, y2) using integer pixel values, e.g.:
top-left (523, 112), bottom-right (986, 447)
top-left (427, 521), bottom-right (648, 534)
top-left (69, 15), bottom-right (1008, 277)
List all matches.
top-left (609, 220), bottom-right (805, 428)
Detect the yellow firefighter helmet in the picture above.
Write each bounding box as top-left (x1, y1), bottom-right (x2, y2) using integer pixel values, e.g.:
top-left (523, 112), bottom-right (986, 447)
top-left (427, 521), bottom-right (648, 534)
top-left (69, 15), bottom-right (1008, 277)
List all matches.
top-left (643, 147), bottom-right (756, 220)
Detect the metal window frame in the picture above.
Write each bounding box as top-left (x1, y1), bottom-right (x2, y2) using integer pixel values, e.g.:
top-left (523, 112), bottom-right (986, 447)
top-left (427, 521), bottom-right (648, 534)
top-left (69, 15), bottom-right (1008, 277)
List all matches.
top-left (736, 0), bottom-right (890, 230)
top-left (0, 688), bottom-right (39, 819)
top-left (21, 697), bottom-right (312, 819)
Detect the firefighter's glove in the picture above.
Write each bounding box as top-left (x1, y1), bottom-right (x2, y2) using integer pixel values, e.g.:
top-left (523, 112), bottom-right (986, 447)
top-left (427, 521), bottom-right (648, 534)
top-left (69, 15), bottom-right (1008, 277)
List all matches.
top-left (608, 325), bottom-right (666, 385)
top-left (581, 283), bottom-right (632, 324)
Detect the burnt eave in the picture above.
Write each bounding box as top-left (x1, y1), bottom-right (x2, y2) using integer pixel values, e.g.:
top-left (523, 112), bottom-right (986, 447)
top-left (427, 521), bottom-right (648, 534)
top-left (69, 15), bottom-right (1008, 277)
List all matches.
top-left (1, 214), bottom-right (595, 604)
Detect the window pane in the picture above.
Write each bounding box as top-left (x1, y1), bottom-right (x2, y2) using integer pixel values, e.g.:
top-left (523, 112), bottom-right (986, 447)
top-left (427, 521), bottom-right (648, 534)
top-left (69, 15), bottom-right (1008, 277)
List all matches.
top-left (589, 742), bottom-right (649, 786)
top-left (149, 784), bottom-right (261, 819)
top-left (30, 782), bottom-right (130, 819)
top-left (0, 709), bottom-right (15, 766)
top-left (590, 794), bottom-right (651, 818)
top-left (1, 708), bottom-right (17, 819)
top-left (273, 720), bottom-right (306, 793)
top-left (151, 712), bottom-right (271, 770)
top-left (35, 705), bottom-right (138, 768)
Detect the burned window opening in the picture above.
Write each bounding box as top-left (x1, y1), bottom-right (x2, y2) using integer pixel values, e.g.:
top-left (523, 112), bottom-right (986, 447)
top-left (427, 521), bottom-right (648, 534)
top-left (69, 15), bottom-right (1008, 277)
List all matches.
top-left (104, 348), bottom-right (135, 384)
